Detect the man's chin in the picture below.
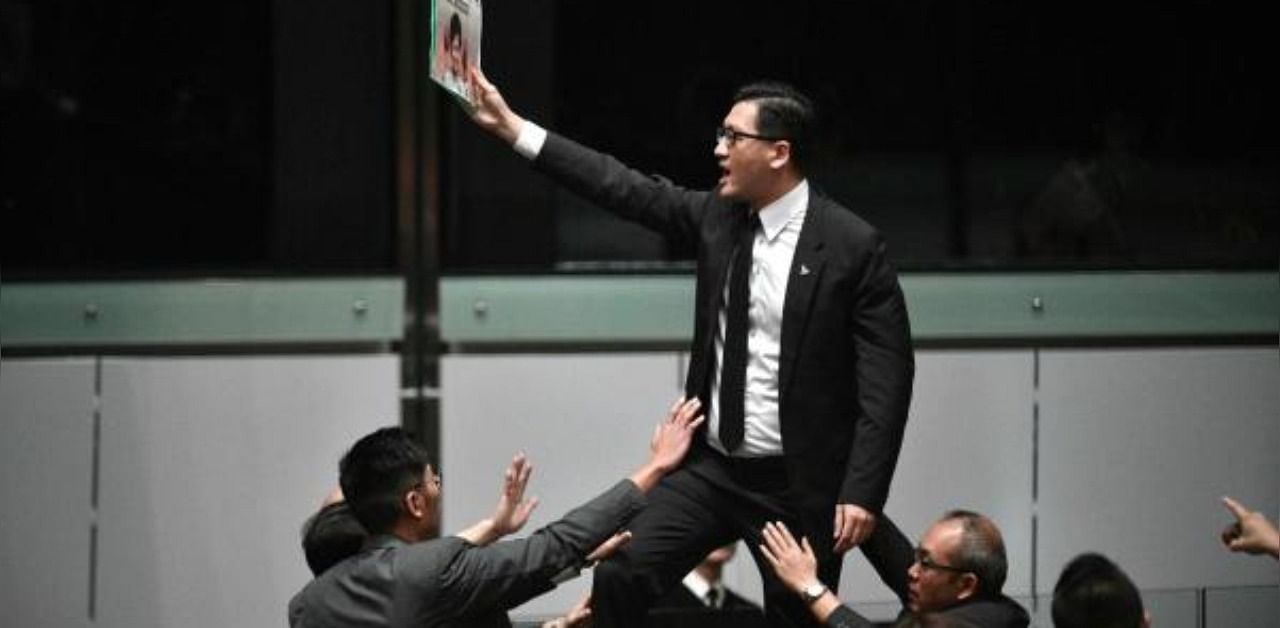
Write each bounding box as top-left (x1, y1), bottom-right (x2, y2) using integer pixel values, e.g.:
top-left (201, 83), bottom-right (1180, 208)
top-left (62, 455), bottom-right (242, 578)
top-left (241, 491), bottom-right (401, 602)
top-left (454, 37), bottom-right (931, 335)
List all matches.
top-left (715, 183), bottom-right (741, 201)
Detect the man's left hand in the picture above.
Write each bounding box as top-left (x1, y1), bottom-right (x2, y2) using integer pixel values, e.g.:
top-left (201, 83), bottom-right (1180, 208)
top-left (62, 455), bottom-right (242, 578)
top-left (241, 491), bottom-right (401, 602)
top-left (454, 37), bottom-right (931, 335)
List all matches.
top-left (490, 453), bottom-right (538, 537)
top-left (833, 504), bottom-right (876, 553)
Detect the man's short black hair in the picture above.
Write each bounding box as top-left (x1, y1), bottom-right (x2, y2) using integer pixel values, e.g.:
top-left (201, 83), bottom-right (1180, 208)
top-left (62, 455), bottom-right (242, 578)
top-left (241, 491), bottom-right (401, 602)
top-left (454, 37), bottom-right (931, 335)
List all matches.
top-left (1052, 552), bottom-right (1145, 628)
top-left (941, 509), bottom-right (1008, 596)
top-left (301, 501), bottom-right (368, 576)
top-left (338, 427), bottom-right (432, 535)
top-left (732, 81), bottom-right (816, 171)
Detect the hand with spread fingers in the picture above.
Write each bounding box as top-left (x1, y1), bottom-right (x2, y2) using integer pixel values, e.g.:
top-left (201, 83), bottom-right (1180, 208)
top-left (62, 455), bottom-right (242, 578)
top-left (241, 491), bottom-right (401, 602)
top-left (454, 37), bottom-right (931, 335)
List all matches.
top-left (490, 453), bottom-right (539, 537)
top-left (760, 521), bottom-right (819, 595)
top-left (627, 396), bottom-right (705, 493)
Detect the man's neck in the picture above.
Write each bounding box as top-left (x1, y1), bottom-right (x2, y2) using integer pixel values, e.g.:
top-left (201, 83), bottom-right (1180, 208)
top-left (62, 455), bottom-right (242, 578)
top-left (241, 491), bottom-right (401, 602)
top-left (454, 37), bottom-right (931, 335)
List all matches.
top-left (749, 173), bottom-right (805, 212)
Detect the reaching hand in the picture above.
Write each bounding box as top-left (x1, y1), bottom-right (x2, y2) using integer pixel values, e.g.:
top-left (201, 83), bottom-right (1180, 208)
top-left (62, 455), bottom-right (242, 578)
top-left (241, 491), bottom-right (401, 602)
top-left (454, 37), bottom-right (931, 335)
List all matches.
top-left (833, 503), bottom-right (876, 553)
top-left (542, 594), bottom-right (593, 628)
top-left (490, 453), bottom-right (539, 538)
top-left (585, 530), bottom-right (633, 564)
top-left (647, 397), bottom-right (705, 473)
top-left (760, 521), bottom-right (819, 595)
top-left (1221, 496), bottom-right (1280, 559)
top-left (467, 67), bottom-right (524, 144)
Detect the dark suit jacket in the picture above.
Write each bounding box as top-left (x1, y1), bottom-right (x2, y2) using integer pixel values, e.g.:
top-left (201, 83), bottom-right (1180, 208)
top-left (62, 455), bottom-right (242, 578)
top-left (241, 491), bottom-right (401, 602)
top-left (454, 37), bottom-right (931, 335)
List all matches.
top-left (832, 516), bottom-right (1030, 628)
top-left (651, 581), bottom-right (761, 613)
top-left (287, 480), bottom-right (645, 628)
top-left (649, 584), bottom-right (767, 628)
top-left (534, 133), bottom-right (915, 538)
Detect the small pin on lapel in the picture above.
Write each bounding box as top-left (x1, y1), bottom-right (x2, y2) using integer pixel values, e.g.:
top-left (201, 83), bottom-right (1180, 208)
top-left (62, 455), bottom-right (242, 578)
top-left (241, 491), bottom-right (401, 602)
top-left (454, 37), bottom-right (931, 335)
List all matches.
top-left (799, 264), bottom-right (811, 276)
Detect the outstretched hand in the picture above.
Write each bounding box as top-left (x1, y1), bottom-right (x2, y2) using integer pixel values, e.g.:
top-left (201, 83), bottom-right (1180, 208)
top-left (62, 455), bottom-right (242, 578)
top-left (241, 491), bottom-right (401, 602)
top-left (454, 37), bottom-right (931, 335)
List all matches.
top-left (1221, 496), bottom-right (1280, 559)
top-left (585, 530), bottom-right (633, 564)
top-left (542, 594), bottom-right (593, 628)
top-left (490, 453), bottom-right (539, 537)
top-left (648, 397), bottom-right (705, 473)
top-left (626, 397), bottom-right (704, 493)
top-left (760, 521), bottom-right (819, 595)
top-left (466, 67), bottom-right (524, 144)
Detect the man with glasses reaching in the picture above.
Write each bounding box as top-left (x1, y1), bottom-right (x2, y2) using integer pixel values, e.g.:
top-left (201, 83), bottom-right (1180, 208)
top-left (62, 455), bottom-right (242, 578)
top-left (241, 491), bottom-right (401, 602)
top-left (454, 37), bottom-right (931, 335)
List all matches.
top-left (461, 68), bottom-right (914, 627)
top-left (761, 512), bottom-right (1030, 627)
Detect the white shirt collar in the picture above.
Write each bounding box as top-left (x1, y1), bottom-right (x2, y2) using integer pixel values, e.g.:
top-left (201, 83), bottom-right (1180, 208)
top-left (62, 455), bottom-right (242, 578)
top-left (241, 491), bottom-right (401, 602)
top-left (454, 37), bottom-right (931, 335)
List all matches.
top-left (755, 179), bottom-right (809, 242)
top-left (681, 570), bottom-right (715, 602)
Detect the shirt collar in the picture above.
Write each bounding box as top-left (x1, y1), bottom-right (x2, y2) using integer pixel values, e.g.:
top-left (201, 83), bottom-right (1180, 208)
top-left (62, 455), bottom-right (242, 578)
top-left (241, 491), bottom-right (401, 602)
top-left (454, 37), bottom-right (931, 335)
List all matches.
top-left (681, 570), bottom-right (713, 599)
top-left (755, 179), bottom-right (809, 242)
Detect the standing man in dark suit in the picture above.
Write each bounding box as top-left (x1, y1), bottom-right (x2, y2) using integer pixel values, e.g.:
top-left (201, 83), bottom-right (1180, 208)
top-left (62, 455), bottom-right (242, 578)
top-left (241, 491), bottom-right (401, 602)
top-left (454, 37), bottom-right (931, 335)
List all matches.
top-left (288, 398), bottom-right (704, 628)
top-left (464, 68), bottom-right (914, 627)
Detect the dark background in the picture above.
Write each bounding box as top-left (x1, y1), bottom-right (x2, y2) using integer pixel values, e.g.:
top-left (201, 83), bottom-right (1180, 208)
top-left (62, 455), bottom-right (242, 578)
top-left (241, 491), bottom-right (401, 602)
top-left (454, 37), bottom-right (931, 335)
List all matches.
top-left (3, 1), bottom-right (1275, 277)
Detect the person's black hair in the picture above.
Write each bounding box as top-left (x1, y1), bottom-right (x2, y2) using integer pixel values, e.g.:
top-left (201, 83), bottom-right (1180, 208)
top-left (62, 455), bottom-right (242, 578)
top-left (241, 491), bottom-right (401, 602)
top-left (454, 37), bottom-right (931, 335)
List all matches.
top-left (338, 427), bottom-right (432, 535)
top-left (1052, 552), bottom-right (1145, 628)
top-left (300, 501), bottom-right (368, 576)
top-left (732, 81), bottom-right (816, 171)
top-left (448, 13), bottom-right (462, 42)
top-left (940, 509), bottom-right (1008, 596)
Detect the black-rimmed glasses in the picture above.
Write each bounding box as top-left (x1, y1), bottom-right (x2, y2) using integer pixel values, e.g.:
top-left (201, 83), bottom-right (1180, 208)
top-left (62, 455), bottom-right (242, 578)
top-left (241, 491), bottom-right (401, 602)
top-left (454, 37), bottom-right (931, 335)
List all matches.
top-left (913, 547), bottom-right (970, 574)
top-left (715, 126), bottom-right (788, 146)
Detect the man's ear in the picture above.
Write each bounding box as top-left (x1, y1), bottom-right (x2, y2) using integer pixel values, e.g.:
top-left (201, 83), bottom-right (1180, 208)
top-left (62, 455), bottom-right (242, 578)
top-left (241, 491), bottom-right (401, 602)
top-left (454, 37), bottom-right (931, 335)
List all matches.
top-left (768, 141), bottom-right (793, 170)
top-left (955, 573), bottom-right (980, 601)
top-left (403, 489), bottom-right (426, 519)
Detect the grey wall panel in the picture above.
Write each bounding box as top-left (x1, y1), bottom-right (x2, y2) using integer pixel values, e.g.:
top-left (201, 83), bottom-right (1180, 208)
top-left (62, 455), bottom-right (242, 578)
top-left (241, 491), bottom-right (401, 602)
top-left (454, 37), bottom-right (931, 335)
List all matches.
top-left (95, 356), bottom-right (396, 628)
top-left (0, 359), bottom-right (95, 628)
top-left (841, 350), bottom-right (1036, 605)
top-left (442, 353), bottom-right (685, 617)
top-left (1037, 348), bottom-right (1279, 592)
top-left (1205, 586), bottom-right (1280, 628)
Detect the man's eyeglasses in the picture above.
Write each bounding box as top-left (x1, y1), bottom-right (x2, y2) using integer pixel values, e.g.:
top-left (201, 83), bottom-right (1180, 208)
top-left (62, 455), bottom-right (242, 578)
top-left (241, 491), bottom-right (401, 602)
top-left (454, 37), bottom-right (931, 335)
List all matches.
top-left (913, 547), bottom-right (970, 575)
top-left (715, 126), bottom-right (788, 146)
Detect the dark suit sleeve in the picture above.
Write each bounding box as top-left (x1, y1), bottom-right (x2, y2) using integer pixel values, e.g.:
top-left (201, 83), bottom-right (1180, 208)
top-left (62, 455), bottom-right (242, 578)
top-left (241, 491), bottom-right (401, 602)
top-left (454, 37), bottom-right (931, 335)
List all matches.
top-left (840, 231), bottom-right (915, 512)
top-left (533, 132), bottom-right (715, 251)
top-left (857, 513), bottom-right (914, 606)
top-left (826, 605), bottom-right (878, 628)
top-left (433, 479), bottom-right (647, 617)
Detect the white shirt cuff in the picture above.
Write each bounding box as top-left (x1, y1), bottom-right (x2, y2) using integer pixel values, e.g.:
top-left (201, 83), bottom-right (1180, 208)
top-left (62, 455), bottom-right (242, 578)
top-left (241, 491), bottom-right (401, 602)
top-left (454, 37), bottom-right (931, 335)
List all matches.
top-left (513, 121), bottom-right (548, 161)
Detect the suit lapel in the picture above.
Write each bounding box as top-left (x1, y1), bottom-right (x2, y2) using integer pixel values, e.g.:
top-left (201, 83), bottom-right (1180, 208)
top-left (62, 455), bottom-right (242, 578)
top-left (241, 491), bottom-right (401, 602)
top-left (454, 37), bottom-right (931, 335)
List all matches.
top-left (779, 196), bottom-right (827, 400)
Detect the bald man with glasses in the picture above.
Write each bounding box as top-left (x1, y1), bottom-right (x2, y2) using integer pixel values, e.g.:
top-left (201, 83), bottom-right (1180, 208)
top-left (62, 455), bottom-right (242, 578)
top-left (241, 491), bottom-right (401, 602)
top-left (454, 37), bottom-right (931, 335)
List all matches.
top-left (761, 511), bottom-right (1029, 628)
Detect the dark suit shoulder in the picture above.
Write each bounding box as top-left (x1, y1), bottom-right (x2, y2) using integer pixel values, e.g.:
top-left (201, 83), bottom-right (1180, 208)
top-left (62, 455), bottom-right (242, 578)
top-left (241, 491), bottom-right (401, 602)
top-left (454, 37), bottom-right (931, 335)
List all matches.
top-left (809, 191), bottom-right (882, 246)
top-left (942, 595), bottom-right (1030, 628)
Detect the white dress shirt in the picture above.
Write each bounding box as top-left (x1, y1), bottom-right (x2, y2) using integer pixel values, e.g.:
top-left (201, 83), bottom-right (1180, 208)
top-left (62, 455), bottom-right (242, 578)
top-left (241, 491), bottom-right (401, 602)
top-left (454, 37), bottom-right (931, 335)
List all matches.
top-left (680, 571), bottom-right (726, 609)
top-left (707, 180), bottom-right (806, 457)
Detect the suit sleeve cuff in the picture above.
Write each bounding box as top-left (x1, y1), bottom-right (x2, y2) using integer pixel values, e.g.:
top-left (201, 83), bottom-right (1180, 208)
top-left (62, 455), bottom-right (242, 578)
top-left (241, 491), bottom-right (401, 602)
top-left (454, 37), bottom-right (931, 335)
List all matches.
top-left (513, 121), bottom-right (548, 160)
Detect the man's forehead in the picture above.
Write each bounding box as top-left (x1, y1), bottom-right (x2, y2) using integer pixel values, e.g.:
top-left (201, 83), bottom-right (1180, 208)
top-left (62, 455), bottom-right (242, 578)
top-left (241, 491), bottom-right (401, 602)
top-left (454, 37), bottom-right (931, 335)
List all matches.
top-left (723, 100), bottom-right (760, 129)
top-left (920, 519), bottom-right (963, 552)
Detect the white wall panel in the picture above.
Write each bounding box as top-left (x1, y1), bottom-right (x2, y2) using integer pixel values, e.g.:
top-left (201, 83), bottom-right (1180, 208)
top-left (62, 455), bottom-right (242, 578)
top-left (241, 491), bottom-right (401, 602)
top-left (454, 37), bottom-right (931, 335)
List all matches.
top-left (442, 353), bottom-right (684, 617)
top-left (841, 350), bottom-right (1035, 606)
top-left (0, 359), bottom-right (95, 628)
top-left (1037, 348), bottom-right (1279, 592)
top-left (95, 355), bottom-right (396, 628)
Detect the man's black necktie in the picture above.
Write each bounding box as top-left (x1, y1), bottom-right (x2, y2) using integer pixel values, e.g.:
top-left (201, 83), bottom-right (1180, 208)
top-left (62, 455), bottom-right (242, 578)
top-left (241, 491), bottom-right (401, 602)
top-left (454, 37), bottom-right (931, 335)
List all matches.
top-left (719, 213), bottom-right (760, 452)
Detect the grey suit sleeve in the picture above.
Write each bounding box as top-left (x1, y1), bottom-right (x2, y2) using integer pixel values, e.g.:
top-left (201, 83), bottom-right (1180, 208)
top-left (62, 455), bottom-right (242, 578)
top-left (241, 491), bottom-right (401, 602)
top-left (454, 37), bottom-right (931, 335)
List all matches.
top-left (533, 132), bottom-right (715, 251)
top-left (434, 479), bottom-right (647, 617)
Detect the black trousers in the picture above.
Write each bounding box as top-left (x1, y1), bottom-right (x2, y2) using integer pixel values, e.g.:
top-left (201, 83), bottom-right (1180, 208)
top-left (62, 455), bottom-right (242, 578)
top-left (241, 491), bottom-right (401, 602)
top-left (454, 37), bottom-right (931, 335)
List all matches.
top-left (592, 444), bottom-right (845, 628)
